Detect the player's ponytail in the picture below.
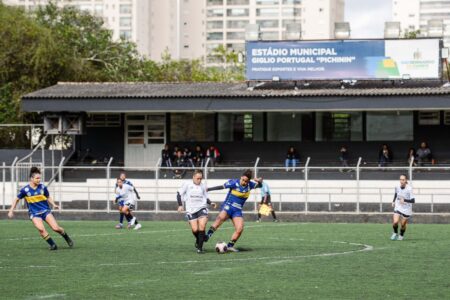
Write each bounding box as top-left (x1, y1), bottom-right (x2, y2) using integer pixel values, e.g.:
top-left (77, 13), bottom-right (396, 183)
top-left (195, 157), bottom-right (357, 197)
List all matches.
top-left (243, 169), bottom-right (253, 180)
top-left (29, 167), bottom-right (41, 178)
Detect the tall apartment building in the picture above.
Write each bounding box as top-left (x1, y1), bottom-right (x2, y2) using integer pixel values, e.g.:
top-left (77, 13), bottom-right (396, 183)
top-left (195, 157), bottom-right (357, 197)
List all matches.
top-left (392, 0), bottom-right (450, 45)
top-left (205, 0), bottom-right (345, 62)
top-left (4, 0), bottom-right (345, 62)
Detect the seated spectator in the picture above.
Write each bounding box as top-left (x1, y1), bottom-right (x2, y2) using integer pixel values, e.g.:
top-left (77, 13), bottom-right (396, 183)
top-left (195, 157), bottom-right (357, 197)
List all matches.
top-left (339, 145), bottom-right (349, 172)
top-left (407, 147), bottom-right (417, 166)
top-left (161, 144), bottom-right (172, 168)
top-left (378, 144), bottom-right (393, 167)
top-left (172, 145), bottom-right (180, 160)
top-left (416, 142), bottom-right (432, 166)
top-left (192, 145), bottom-right (205, 167)
top-left (173, 150), bottom-right (187, 179)
top-left (285, 146), bottom-right (299, 172)
top-left (183, 146), bottom-right (195, 168)
top-left (206, 145), bottom-right (221, 170)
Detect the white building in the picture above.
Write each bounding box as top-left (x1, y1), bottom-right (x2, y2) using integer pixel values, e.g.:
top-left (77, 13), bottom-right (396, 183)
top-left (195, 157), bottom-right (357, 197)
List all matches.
top-left (392, 0), bottom-right (450, 45)
top-left (5, 0), bottom-right (345, 62)
top-left (205, 0), bottom-right (345, 62)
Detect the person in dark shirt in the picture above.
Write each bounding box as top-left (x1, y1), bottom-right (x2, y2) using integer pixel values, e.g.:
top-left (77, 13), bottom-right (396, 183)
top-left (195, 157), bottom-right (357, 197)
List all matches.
top-left (173, 149), bottom-right (187, 179)
top-left (192, 145), bottom-right (205, 167)
top-left (161, 144), bottom-right (172, 168)
top-left (285, 146), bottom-right (299, 172)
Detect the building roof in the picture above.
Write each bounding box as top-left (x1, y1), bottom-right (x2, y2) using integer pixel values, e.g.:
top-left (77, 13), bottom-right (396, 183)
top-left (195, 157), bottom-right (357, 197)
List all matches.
top-left (22, 81), bottom-right (450, 112)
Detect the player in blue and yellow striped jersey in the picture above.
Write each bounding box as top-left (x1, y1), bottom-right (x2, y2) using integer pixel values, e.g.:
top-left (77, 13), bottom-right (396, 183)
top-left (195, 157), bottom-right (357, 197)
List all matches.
top-left (8, 167), bottom-right (73, 250)
top-left (204, 170), bottom-right (262, 252)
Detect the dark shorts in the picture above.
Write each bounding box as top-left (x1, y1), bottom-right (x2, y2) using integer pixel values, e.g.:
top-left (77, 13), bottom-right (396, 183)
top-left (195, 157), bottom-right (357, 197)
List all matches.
top-left (124, 202), bottom-right (135, 210)
top-left (29, 209), bottom-right (52, 220)
top-left (394, 210), bottom-right (411, 219)
top-left (260, 195), bottom-right (272, 205)
top-left (186, 208), bottom-right (208, 221)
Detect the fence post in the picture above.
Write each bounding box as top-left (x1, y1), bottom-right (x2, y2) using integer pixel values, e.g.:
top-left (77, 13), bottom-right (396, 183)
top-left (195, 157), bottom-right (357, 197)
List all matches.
top-left (155, 158), bottom-right (161, 213)
top-left (10, 157), bottom-right (18, 207)
top-left (356, 157), bottom-right (362, 214)
top-left (204, 157), bottom-right (210, 182)
top-left (431, 194), bottom-right (434, 213)
top-left (304, 157), bottom-right (310, 214)
top-left (41, 138), bottom-right (45, 181)
top-left (57, 157), bottom-right (65, 210)
top-left (408, 157), bottom-right (414, 182)
top-left (253, 157), bottom-right (260, 212)
top-left (106, 157), bottom-right (113, 213)
top-left (51, 135), bottom-right (55, 179)
top-left (2, 162), bottom-right (5, 210)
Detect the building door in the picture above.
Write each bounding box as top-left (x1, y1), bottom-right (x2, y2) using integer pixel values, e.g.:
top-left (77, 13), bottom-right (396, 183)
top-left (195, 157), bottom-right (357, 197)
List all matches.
top-left (125, 114), bottom-right (165, 167)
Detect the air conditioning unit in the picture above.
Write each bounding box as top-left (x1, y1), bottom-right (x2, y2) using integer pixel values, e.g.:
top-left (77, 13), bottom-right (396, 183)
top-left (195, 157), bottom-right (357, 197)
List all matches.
top-left (44, 115), bottom-right (62, 134)
top-left (62, 114), bottom-right (85, 135)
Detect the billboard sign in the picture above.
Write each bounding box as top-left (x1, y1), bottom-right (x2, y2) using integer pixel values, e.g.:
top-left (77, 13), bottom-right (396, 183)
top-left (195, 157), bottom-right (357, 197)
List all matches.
top-left (246, 39), bottom-right (441, 81)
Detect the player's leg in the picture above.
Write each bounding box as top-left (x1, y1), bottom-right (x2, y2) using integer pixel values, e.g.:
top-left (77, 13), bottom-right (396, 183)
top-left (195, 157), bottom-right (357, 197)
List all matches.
top-left (391, 213), bottom-right (400, 240)
top-left (189, 219), bottom-right (200, 249)
top-left (32, 216), bottom-right (57, 250)
top-left (197, 216), bottom-right (208, 252)
top-left (204, 210), bottom-right (229, 242)
top-left (227, 216), bottom-right (244, 252)
top-left (116, 205), bottom-right (125, 229)
top-left (45, 213), bottom-right (73, 247)
top-left (398, 217), bottom-right (408, 240)
top-left (269, 204), bottom-right (278, 221)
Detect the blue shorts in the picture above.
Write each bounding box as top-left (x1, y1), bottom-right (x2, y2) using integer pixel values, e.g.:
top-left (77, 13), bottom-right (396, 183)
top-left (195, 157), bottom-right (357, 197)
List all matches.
top-left (117, 200), bottom-right (125, 207)
top-left (29, 209), bottom-right (52, 220)
top-left (221, 202), bottom-right (243, 219)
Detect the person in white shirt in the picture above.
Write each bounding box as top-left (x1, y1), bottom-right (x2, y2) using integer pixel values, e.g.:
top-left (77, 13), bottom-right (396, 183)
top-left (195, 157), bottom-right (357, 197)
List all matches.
top-left (115, 178), bottom-right (141, 230)
top-left (177, 170), bottom-right (216, 253)
top-left (391, 174), bottom-right (415, 241)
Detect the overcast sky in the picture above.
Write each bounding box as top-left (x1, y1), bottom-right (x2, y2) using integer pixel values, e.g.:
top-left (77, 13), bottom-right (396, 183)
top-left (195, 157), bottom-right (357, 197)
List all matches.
top-left (345, 0), bottom-right (392, 38)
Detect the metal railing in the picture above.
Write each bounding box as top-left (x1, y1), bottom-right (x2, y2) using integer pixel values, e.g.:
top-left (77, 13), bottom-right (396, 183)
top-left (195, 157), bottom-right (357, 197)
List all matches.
top-left (1, 157), bottom-right (450, 214)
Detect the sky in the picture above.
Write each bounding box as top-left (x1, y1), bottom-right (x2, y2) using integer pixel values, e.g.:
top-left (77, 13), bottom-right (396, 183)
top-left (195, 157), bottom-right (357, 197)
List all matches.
top-left (345, 0), bottom-right (392, 38)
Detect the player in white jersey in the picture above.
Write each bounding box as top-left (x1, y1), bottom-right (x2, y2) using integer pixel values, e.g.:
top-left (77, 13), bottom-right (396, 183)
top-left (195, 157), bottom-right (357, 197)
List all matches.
top-left (177, 170), bottom-right (216, 253)
top-left (114, 178), bottom-right (141, 230)
top-left (391, 174), bottom-right (415, 241)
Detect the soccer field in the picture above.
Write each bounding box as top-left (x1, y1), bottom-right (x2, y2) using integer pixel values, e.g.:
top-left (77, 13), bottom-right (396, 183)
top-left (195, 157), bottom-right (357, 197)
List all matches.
top-left (1, 220), bottom-right (449, 299)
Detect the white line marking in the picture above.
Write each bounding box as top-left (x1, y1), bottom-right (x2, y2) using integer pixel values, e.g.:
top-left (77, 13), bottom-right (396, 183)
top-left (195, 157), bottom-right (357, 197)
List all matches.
top-left (194, 267), bottom-right (233, 275)
top-left (27, 293), bottom-right (66, 299)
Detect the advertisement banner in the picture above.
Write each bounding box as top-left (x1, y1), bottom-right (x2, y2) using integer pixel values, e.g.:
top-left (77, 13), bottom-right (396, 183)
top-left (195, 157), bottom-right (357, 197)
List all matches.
top-left (245, 39), bottom-right (441, 80)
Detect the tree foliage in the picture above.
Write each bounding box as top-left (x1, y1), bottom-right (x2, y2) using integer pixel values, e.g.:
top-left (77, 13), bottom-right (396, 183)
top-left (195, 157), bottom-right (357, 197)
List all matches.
top-left (0, 1), bottom-right (244, 123)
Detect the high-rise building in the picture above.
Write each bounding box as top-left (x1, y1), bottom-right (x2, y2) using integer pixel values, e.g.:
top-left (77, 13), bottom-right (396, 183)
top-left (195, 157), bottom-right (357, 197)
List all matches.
top-left (205, 0), bottom-right (345, 63)
top-left (392, 0), bottom-right (450, 45)
top-left (4, 0), bottom-right (345, 62)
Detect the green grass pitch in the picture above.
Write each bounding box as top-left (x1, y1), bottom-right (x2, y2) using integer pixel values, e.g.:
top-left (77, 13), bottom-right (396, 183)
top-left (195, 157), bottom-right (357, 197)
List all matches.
top-left (1, 220), bottom-right (449, 299)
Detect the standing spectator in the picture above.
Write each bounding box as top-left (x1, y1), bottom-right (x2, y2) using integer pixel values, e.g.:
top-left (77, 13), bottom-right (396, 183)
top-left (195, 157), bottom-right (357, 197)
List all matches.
top-left (161, 144), bottom-right (172, 168)
top-left (192, 145), bottom-right (205, 167)
top-left (406, 148), bottom-right (417, 166)
top-left (285, 146), bottom-right (299, 172)
top-left (339, 145), bottom-right (349, 172)
top-left (173, 150), bottom-right (187, 179)
top-left (206, 145), bottom-right (221, 171)
top-left (416, 142), bottom-right (432, 166)
top-left (378, 144), bottom-right (393, 167)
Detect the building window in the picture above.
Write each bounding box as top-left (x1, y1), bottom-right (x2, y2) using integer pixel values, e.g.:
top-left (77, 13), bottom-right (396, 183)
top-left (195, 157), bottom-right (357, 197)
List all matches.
top-left (316, 112), bottom-right (363, 141)
top-left (207, 32), bottom-right (224, 40)
top-left (227, 20), bottom-right (250, 29)
top-left (218, 113), bottom-right (263, 142)
top-left (260, 31), bottom-right (279, 40)
top-left (282, 7), bottom-right (301, 17)
top-left (119, 4), bottom-right (132, 14)
top-left (87, 114), bottom-right (121, 127)
top-left (366, 112), bottom-right (413, 141)
top-left (227, 8), bottom-right (249, 17)
top-left (207, 0), bottom-right (223, 5)
top-left (418, 111), bottom-right (440, 125)
top-left (256, 8), bottom-right (279, 17)
top-left (207, 8), bottom-right (224, 17)
top-left (226, 43), bottom-right (245, 51)
top-left (256, 0), bottom-right (279, 4)
top-left (227, 0), bottom-right (250, 5)
top-left (119, 17), bottom-right (132, 27)
top-left (120, 30), bottom-right (132, 40)
top-left (257, 19), bottom-right (279, 28)
top-left (207, 21), bottom-right (223, 29)
top-left (170, 114), bottom-right (215, 142)
top-left (226, 31), bottom-right (245, 40)
top-left (283, 0), bottom-right (301, 4)
top-left (267, 113), bottom-right (302, 141)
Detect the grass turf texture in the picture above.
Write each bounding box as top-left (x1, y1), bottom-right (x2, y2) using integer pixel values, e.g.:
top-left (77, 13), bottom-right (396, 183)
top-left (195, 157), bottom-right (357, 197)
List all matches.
top-left (0, 220), bottom-right (449, 299)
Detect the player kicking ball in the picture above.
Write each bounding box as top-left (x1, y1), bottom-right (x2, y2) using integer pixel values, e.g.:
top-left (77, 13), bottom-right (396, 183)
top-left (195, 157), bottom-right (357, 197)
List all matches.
top-left (391, 174), bottom-right (415, 241)
top-left (177, 170), bottom-right (216, 254)
top-left (204, 170), bottom-right (262, 252)
top-left (8, 167), bottom-right (73, 250)
top-left (115, 178), bottom-right (141, 230)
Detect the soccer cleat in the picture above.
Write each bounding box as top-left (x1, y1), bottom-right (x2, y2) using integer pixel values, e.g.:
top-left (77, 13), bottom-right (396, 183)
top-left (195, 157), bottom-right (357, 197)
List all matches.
top-left (197, 249), bottom-right (205, 254)
top-left (65, 236), bottom-right (74, 248)
top-left (133, 223), bottom-right (142, 230)
top-left (203, 235), bottom-right (210, 243)
top-left (397, 235), bottom-right (404, 241)
top-left (390, 233), bottom-right (398, 241)
top-left (130, 217), bottom-right (136, 226)
top-left (256, 219), bottom-right (261, 223)
top-left (227, 246), bottom-right (239, 253)
top-left (49, 244), bottom-right (58, 251)
top-left (115, 223), bottom-right (123, 229)
top-left (273, 219), bottom-right (279, 223)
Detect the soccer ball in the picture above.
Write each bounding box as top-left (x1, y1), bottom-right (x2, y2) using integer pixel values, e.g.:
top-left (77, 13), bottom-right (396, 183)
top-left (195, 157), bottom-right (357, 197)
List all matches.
top-left (215, 242), bottom-right (228, 254)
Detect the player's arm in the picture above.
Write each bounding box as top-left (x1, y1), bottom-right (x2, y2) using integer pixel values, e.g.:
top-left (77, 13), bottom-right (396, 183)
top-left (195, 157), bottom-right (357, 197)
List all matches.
top-left (7, 198), bottom-right (20, 218)
top-left (253, 177), bottom-right (263, 188)
top-left (176, 192), bottom-right (184, 212)
top-left (207, 185), bottom-right (226, 191)
top-left (133, 187), bottom-right (141, 200)
top-left (47, 196), bottom-right (59, 210)
top-left (392, 192), bottom-right (397, 207)
top-left (202, 185), bottom-right (217, 208)
top-left (403, 198), bottom-right (415, 203)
